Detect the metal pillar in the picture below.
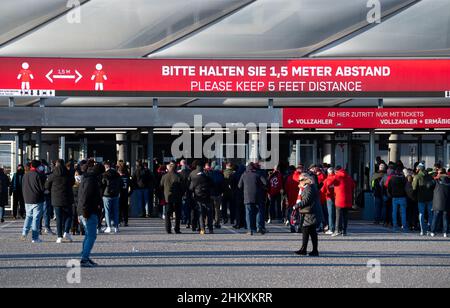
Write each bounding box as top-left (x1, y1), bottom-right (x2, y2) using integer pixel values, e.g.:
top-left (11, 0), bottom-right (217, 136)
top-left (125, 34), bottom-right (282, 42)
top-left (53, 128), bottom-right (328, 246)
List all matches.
top-left (59, 136), bottom-right (66, 160)
top-left (295, 139), bottom-right (301, 166)
top-left (116, 134), bottom-right (127, 162)
top-left (369, 131), bottom-right (376, 187)
top-left (35, 129), bottom-right (42, 160)
top-left (389, 134), bottom-right (400, 163)
top-left (249, 132), bottom-right (259, 163)
top-left (147, 128), bottom-right (154, 171)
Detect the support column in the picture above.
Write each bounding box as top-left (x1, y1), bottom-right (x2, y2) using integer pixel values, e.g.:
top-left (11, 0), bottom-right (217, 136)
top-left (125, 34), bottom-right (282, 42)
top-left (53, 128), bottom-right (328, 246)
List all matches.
top-left (369, 131), bottom-right (376, 185)
top-left (59, 136), bottom-right (66, 160)
top-left (389, 134), bottom-right (400, 163)
top-left (14, 134), bottom-right (21, 172)
top-left (35, 129), bottom-right (42, 160)
top-left (323, 135), bottom-right (332, 165)
top-left (116, 134), bottom-right (127, 163)
top-left (249, 132), bottom-right (259, 163)
top-left (295, 139), bottom-right (301, 166)
top-left (147, 128), bottom-right (154, 171)
top-left (80, 138), bottom-right (88, 161)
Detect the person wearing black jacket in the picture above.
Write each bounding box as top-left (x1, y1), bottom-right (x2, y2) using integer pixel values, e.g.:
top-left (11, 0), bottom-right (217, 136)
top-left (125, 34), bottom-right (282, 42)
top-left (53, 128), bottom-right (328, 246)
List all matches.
top-left (102, 162), bottom-right (121, 234)
top-left (118, 166), bottom-right (131, 227)
top-left (189, 162), bottom-right (213, 235)
top-left (431, 169), bottom-right (450, 237)
top-left (45, 160), bottom-right (75, 243)
top-left (21, 160), bottom-right (46, 243)
top-left (238, 163), bottom-right (268, 235)
top-left (132, 161), bottom-right (153, 218)
top-left (77, 162), bottom-right (102, 267)
top-left (10, 164), bottom-right (25, 219)
top-left (0, 167), bottom-right (10, 223)
top-left (388, 167), bottom-right (408, 232)
top-left (293, 175), bottom-right (319, 257)
top-left (178, 160), bottom-right (192, 228)
top-left (160, 162), bottom-right (183, 234)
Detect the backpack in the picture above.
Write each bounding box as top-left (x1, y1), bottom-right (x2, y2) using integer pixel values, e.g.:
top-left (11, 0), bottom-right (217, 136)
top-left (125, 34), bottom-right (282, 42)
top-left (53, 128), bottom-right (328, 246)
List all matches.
top-left (422, 174), bottom-right (435, 191)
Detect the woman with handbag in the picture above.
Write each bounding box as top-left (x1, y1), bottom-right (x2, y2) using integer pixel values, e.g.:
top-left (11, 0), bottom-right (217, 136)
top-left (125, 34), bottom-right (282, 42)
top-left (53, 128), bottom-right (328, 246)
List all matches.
top-left (293, 175), bottom-right (320, 257)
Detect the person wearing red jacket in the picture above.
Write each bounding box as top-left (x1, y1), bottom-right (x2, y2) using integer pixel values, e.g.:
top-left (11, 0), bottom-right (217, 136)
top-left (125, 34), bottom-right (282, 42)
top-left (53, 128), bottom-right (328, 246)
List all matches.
top-left (268, 165), bottom-right (283, 223)
top-left (321, 168), bottom-right (336, 235)
top-left (285, 166), bottom-right (301, 232)
top-left (332, 167), bottom-right (355, 237)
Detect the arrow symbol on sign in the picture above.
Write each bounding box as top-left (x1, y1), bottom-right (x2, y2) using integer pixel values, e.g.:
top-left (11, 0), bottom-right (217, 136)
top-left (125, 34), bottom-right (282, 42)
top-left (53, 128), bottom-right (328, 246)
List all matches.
top-left (46, 70), bottom-right (83, 83)
top-left (288, 119), bottom-right (294, 124)
top-left (46, 70), bottom-right (53, 83)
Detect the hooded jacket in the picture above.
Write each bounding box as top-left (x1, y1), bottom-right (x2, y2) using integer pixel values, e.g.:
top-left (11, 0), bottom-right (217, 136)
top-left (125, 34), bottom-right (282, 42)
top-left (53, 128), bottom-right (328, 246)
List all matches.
top-left (284, 171), bottom-right (300, 207)
top-left (45, 165), bottom-right (74, 208)
top-left (268, 170), bottom-right (283, 197)
top-left (333, 170), bottom-right (355, 209)
top-left (77, 170), bottom-right (102, 219)
top-left (189, 167), bottom-right (213, 203)
top-left (412, 170), bottom-right (435, 203)
top-left (238, 165), bottom-right (267, 205)
top-left (432, 176), bottom-right (450, 212)
top-left (22, 169), bottom-right (46, 205)
top-left (321, 174), bottom-right (335, 201)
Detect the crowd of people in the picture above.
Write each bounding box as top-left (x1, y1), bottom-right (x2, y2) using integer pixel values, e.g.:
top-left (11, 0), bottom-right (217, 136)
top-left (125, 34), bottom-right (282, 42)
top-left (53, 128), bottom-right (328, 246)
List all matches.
top-left (371, 158), bottom-right (450, 238)
top-left (0, 158), bottom-right (359, 263)
top-left (0, 156), bottom-right (448, 266)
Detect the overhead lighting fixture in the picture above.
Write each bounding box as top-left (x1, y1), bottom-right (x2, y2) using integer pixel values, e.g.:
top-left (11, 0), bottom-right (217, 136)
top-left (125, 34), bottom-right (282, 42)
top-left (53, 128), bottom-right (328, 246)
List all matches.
top-left (403, 132), bottom-right (446, 135)
top-left (84, 131), bottom-right (128, 134)
top-left (9, 128), bottom-right (26, 131)
top-left (95, 128), bottom-right (138, 131)
top-left (42, 128), bottom-right (86, 131)
top-left (352, 132), bottom-right (370, 135)
top-left (42, 131), bottom-right (76, 135)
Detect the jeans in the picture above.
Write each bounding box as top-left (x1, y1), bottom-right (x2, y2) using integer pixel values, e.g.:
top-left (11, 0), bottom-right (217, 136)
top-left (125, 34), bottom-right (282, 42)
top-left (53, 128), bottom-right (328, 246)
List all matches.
top-left (12, 191), bottom-right (25, 218)
top-left (42, 195), bottom-right (53, 230)
top-left (119, 191), bottom-right (129, 225)
top-left (135, 189), bottom-right (150, 216)
top-left (336, 207), bottom-right (349, 234)
top-left (245, 204), bottom-right (258, 232)
top-left (0, 207), bottom-right (4, 220)
top-left (257, 203), bottom-right (266, 231)
top-left (79, 214), bottom-right (98, 261)
top-left (222, 195), bottom-right (235, 224)
top-left (374, 197), bottom-right (383, 223)
top-left (431, 211), bottom-right (448, 234)
top-left (418, 202), bottom-right (433, 233)
top-left (327, 199), bottom-right (336, 233)
top-left (392, 197), bottom-right (408, 229)
top-left (54, 207), bottom-right (72, 238)
top-left (211, 196), bottom-right (222, 226)
top-left (269, 194), bottom-right (282, 220)
top-left (165, 202), bottom-right (181, 233)
top-left (196, 201), bottom-right (213, 232)
top-left (22, 203), bottom-right (44, 241)
top-left (103, 197), bottom-right (120, 228)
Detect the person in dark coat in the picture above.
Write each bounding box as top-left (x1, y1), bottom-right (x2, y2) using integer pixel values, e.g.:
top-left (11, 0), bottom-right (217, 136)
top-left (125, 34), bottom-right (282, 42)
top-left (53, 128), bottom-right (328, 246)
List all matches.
top-left (71, 170), bottom-right (84, 235)
top-left (160, 162), bottom-right (183, 234)
top-left (431, 168), bottom-right (450, 237)
top-left (0, 167), bottom-right (10, 223)
top-left (132, 161), bottom-right (153, 218)
top-left (238, 163), bottom-right (268, 235)
top-left (189, 162), bottom-right (213, 235)
top-left (101, 162), bottom-right (121, 233)
top-left (77, 162), bottom-right (103, 267)
top-left (45, 160), bottom-right (75, 243)
top-left (293, 175), bottom-right (319, 257)
top-left (10, 165), bottom-right (25, 219)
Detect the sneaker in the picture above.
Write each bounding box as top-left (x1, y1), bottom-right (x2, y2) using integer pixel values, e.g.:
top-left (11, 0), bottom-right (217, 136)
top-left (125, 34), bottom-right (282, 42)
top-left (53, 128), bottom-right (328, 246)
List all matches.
top-left (331, 232), bottom-right (341, 237)
top-left (420, 232), bottom-right (425, 236)
top-left (325, 230), bottom-right (334, 235)
top-left (88, 259), bottom-right (99, 267)
top-left (430, 233), bottom-right (436, 237)
top-left (200, 229), bottom-right (206, 235)
top-left (80, 260), bottom-right (96, 268)
top-left (103, 227), bottom-right (112, 234)
top-left (63, 233), bottom-right (73, 242)
top-left (56, 237), bottom-right (63, 243)
top-left (267, 219), bottom-right (272, 224)
top-left (20, 235), bottom-right (27, 241)
top-left (114, 228), bottom-right (119, 234)
top-left (32, 239), bottom-right (43, 243)
top-left (427, 231), bottom-right (431, 237)
top-left (246, 231), bottom-right (254, 236)
top-left (444, 234), bottom-right (448, 238)
top-left (44, 228), bottom-right (55, 236)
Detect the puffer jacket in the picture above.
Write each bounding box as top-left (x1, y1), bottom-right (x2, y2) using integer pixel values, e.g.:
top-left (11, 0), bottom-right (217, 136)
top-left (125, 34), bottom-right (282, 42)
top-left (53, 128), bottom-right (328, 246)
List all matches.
top-left (45, 165), bottom-right (74, 208)
top-left (333, 170), bottom-right (355, 209)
